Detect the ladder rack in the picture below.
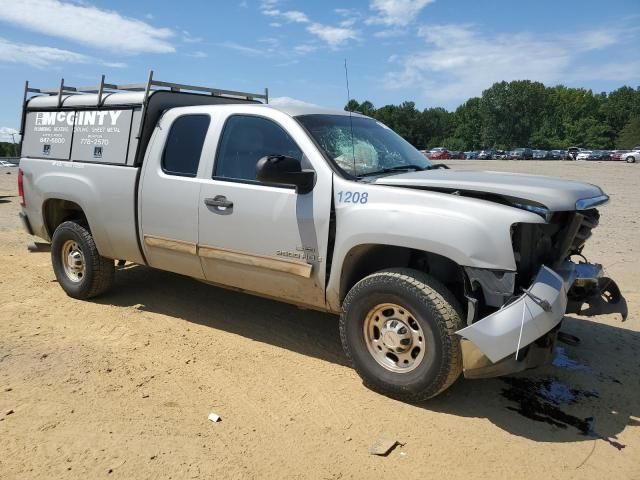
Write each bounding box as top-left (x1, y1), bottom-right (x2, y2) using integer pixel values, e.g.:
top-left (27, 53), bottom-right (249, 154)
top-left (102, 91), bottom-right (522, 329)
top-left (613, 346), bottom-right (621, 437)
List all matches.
top-left (23, 70), bottom-right (269, 109)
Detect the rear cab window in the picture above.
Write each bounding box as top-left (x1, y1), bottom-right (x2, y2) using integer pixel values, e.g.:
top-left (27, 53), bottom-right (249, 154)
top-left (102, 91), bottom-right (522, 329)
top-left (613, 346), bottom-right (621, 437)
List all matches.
top-left (162, 115), bottom-right (211, 177)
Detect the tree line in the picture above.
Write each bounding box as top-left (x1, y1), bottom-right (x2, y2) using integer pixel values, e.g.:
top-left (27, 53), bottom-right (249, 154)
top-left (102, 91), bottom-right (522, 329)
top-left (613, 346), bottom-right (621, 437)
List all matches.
top-left (0, 141), bottom-right (19, 157)
top-left (346, 80), bottom-right (640, 151)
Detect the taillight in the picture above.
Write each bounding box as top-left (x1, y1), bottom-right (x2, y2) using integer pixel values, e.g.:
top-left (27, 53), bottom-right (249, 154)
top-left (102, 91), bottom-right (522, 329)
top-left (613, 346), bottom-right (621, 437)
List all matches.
top-left (18, 168), bottom-right (25, 206)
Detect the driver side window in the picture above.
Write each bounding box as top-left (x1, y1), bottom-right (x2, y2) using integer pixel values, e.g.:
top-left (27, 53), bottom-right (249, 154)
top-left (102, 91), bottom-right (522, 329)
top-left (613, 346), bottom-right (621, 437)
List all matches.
top-left (214, 115), bottom-right (303, 182)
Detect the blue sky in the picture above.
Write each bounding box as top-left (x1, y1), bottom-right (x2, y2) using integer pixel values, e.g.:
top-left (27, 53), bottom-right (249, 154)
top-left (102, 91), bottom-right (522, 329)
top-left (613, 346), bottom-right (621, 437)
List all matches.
top-left (0, 0), bottom-right (638, 141)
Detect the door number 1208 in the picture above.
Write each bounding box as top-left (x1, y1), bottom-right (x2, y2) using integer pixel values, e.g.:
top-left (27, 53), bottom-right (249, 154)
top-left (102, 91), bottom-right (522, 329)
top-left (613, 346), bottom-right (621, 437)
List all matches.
top-left (337, 191), bottom-right (368, 204)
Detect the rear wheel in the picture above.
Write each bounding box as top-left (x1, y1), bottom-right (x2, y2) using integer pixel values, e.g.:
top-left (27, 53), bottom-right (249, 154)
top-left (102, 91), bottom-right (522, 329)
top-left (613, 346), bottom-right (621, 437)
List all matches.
top-left (340, 268), bottom-right (464, 401)
top-left (51, 220), bottom-right (114, 299)
top-left (626, 156), bottom-right (636, 163)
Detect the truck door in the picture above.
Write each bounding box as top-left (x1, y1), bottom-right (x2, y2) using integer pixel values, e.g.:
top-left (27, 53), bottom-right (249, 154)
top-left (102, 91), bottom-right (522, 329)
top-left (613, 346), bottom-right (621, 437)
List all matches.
top-left (197, 113), bottom-right (331, 309)
top-left (139, 112), bottom-right (211, 279)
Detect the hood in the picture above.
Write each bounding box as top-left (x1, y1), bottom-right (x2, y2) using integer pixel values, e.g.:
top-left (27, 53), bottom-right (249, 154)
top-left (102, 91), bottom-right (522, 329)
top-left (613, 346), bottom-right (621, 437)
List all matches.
top-left (374, 170), bottom-right (606, 211)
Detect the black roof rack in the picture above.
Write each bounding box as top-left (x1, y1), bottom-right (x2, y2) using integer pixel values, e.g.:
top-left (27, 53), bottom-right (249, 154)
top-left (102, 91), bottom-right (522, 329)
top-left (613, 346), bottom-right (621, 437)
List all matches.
top-left (21, 70), bottom-right (269, 138)
top-left (23, 69), bottom-right (269, 109)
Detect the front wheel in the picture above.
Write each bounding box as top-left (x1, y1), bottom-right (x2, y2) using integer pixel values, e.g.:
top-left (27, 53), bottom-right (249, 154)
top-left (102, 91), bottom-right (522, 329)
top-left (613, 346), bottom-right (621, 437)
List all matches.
top-left (626, 156), bottom-right (636, 163)
top-left (51, 220), bottom-right (114, 299)
top-left (340, 269), bottom-right (464, 401)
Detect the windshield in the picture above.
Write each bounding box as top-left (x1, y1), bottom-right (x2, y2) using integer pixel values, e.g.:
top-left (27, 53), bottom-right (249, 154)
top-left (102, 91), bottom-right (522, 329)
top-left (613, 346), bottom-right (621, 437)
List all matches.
top-left (296, 114), bottom-right (432, 177)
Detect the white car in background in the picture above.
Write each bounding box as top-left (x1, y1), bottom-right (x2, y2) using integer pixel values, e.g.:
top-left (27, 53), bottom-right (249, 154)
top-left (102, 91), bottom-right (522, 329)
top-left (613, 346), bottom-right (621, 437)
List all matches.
top-left (623, 150), bottom-right (639, 163)
top-left (576, 150), bottom-right (592, 161)
top-left (0, 160), bottom-right (17, 167)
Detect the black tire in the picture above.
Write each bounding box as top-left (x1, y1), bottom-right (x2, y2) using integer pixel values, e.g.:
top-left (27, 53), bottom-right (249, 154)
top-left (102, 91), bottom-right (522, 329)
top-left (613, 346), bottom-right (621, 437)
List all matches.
top-left (51, 220), bottom-right (114, 299)
top-left (340, 268), bottom-right (464, 401)
top-left (626, 156), bottom-right (636, 164)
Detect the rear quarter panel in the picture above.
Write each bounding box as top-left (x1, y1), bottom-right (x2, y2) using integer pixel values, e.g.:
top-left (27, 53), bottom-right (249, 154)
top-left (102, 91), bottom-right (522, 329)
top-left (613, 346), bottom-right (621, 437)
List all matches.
top-left (20, 158), bottom-right (143, 263)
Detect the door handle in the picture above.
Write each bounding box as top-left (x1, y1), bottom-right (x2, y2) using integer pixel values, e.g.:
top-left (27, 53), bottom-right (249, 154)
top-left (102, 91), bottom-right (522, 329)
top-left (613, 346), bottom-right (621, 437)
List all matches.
top-left (204, 195), bottom-right (234, 209)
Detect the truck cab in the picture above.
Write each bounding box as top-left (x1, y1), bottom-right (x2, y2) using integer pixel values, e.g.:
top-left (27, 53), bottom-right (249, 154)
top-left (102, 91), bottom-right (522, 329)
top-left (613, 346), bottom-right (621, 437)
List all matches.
top-left (139, 103), bottom-right (334, 309)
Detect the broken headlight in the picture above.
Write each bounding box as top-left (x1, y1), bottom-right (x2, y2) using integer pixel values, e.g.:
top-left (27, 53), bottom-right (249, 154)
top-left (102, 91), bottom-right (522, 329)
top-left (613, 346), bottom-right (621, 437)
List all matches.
top-left (511, 202), bottom-right (552, 222)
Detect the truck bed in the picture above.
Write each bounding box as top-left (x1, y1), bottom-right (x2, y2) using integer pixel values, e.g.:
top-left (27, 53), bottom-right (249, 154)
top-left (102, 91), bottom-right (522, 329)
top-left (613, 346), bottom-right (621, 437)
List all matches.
top-left (20, 158), bottom-right (144, 263)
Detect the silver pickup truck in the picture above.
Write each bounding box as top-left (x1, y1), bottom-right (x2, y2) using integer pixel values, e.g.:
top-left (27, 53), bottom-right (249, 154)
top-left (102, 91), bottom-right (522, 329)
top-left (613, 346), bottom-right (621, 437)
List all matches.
top-left (17, 73), bottom-right (623, 400)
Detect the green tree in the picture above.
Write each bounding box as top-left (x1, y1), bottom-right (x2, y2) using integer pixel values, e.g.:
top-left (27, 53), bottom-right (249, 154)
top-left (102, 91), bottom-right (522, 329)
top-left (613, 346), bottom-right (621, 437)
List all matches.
top-left (346, 81), bottom-right (639, 151)
top-left (358, 100), bottom-right (376, 117)
top-left (420, 107), bottom-right (452, 148)
top-left (601, 87), bottom-right (640, 137)
top-left (565, 117), bottom-right (612, 148)
top-left (345, 99), bottom-right (360, 112)
top-left (345, 99), bottom-right (377, 117)
top-left (479, 80), bottom-right (547, 149)
top-left (0, 141), bottom-right (18, 157)
top-left (448, 97), bottom-right (482, 150)
top-left (616, 117), bottom-right (640, 149)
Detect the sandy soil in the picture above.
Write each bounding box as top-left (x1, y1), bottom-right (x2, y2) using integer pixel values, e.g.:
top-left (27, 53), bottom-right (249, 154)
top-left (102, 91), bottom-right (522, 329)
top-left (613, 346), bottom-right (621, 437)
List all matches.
top-left (0, 161), bottom-right (639, 479)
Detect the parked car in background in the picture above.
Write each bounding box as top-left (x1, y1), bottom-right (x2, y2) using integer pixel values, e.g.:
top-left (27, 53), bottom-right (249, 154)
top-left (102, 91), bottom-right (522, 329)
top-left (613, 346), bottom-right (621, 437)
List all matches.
top-left (477, 149), bottom-right (495, 160)
top-left (623, 150), bottom-right (638, 163)
top-left (611, 150), bottom-right (630, 161)
top-left (464, 151), bottom-right (479, 159)
top-left (510, 147), bottom-right (533, 160)
top-left (587, 150), bottom-right (611, 161)
top-left (576, 150), bottom-right (592, 161)
top-left (549, 150), bottom-right (565, 160)
top-left (566, 147), bottom-right (583, 160)
top-left (532, 150), bottom-right (549, 159)
top-left (428, 147), bottom-right (450, 160)
top-left (494, 150), bottom-right (508, 159)
top-left (0, 160), bottom-right (17, 167)
top-left (448, 150), bottom-right (465, 159)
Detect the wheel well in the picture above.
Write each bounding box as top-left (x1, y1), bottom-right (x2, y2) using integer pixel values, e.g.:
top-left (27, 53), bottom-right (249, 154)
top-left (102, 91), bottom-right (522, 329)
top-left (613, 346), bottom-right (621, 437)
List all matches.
top-left (339, 244), bottom-right (466, 308)
top-left (43, 199), bottom-right (88, 239)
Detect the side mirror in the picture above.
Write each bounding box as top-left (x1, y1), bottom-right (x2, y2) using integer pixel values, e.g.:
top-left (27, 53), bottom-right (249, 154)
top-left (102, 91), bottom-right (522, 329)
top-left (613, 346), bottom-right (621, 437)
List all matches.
top-left (256, 155), bottom-right (316, 194)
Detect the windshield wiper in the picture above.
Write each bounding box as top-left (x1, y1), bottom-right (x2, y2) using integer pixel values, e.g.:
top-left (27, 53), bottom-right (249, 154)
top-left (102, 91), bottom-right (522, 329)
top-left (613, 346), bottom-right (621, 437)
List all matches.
top-left (357, 164), bottom-right (427, 178)
top-left (356, 163), bottom-right (452, 178)
top-left (387, 164), bottom-right (428, 172)
top-left (429, 163), bottom-right (450, 170)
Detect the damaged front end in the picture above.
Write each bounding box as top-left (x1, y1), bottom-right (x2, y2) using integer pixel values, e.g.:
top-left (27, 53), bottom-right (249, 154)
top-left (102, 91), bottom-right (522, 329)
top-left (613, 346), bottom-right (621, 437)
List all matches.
top-left (457, 206), bottom-right (627, 379)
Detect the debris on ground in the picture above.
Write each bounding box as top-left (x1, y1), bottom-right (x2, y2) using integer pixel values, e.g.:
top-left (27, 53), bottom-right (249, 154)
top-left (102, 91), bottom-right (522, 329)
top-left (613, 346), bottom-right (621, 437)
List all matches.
top-left (27, 242), bottom-right (51, 253)
top-left (369, 437), bottom-right (402, 456)
top-left (208, 412), bottom-right (221, 423)
top-left (6, 409), bottom-right (15, 415)
top-left (557, 332), bottom-right (580, 346)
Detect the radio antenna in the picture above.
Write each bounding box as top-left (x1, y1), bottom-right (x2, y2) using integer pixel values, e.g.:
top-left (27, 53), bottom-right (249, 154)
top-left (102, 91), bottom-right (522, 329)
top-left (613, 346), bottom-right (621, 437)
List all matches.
top-left (344, 59), bottom-right (356, 176)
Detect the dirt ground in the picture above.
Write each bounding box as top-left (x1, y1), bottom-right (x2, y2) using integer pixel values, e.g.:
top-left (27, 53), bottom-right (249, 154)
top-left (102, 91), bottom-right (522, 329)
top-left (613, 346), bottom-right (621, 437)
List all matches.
top-left (0, 160), bottom-right (639, 479)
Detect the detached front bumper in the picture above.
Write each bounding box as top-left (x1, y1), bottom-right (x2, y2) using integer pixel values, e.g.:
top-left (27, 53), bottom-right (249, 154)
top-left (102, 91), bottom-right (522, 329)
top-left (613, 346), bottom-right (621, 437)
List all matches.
top-left (457, 261), bottom-right (608, 379)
